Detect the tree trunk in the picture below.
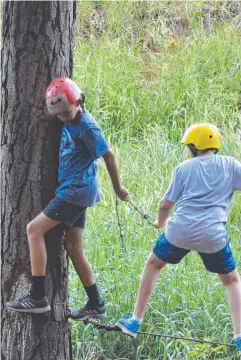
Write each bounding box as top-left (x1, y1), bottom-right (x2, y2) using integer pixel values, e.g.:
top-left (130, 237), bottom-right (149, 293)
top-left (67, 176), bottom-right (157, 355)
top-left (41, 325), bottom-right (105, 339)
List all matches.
top-left (1, 2), bottom-right (76, 359)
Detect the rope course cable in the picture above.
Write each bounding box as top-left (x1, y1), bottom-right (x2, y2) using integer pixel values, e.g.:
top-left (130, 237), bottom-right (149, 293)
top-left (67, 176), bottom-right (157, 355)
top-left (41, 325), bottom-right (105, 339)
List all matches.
top-left (128, 200), bottom-right (156, 228)
top-left (115, 197), bottom-right (156, 253)
top-left (115, 195), bottom-right (128, 254)
top-left (82, 318), bottom-right (235, 348)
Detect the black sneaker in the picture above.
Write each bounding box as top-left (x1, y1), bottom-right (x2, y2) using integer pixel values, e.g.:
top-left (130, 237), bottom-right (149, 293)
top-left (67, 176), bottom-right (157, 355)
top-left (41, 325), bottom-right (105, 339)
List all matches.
top-left (6, 293), bottom-right (51, 313)
top-left (70, 300), bottom-right (107, 320)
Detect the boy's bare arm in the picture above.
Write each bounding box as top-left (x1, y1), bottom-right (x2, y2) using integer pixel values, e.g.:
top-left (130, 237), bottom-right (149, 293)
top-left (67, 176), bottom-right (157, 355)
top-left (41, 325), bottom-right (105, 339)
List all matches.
top-left (103, 149), bottom-right (130, 201)
top-left (154, 199), bottom-right (174, 228)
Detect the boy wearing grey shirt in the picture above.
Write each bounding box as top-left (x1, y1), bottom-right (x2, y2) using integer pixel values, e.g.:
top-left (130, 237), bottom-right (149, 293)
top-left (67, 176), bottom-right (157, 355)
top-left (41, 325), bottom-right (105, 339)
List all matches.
top-left (117, 124), bottom-right (241, 356)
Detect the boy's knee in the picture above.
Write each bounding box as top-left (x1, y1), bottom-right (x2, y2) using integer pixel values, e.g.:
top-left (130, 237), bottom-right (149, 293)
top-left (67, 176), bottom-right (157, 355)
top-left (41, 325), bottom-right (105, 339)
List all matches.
top-left (220, 271), bottom-right (240, 286)
top-left (66, 239), bottom-right (83, 256)
top-left (27, 221), bottom-right (43, 238)
top-left (147, 253), bottom-right (166, 270)
top-left (27, 221), bottom-right (36, 237)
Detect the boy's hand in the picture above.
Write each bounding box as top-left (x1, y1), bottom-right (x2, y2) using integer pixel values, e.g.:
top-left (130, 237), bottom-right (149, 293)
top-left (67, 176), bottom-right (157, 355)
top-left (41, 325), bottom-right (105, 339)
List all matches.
top-left (115, 186), bottom-right (130, 201)
top-left (154, 218), bottom-right (165, 228)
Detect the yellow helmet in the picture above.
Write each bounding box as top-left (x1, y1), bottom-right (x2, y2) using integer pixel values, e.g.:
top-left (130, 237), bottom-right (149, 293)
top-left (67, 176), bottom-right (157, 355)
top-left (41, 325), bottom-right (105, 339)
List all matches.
top-left (182, 123), bottom-right (221, 151)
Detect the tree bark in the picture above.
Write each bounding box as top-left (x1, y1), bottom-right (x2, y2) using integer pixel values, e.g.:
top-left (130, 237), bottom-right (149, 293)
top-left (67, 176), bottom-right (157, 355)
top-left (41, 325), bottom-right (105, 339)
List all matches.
top-left (1, 2), bottom-right (76, 359)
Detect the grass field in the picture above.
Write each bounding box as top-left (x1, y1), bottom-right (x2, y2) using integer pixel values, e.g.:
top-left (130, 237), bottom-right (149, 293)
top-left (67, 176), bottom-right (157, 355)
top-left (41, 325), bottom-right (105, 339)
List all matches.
top-left (70, 2), bottom-right (241, 359)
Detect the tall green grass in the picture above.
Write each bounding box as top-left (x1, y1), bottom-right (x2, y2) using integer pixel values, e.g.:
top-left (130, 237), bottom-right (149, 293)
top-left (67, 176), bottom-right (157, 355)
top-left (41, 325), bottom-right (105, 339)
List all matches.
top-left (74, 1), bottom-right (241, 140)
top-left (70, 2), bottom-right (241, 359)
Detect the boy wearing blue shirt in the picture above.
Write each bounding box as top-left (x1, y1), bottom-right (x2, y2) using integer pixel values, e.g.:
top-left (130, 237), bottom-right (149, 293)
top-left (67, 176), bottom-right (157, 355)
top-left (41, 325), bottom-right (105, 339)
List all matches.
top-left (117, 124), bottom-right (241, 355)
top-left (7, 77), bottom-right (130, 319)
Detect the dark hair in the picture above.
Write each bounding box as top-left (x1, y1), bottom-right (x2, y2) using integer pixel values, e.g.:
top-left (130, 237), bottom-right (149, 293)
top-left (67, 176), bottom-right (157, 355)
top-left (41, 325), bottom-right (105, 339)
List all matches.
top-left (80, 93), bottom-right (85, 108)
top-left (188, 144), bottom-right (218, 157)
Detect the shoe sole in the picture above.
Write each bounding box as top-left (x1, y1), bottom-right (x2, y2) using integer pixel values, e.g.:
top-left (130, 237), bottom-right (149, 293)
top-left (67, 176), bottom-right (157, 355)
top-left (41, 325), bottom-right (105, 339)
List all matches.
top-left (6, 305), bottom-right (51, 313)
top-left (71, 312), bottom-right (107, 321)
top-left (116, 322), bottom-right (137, 338)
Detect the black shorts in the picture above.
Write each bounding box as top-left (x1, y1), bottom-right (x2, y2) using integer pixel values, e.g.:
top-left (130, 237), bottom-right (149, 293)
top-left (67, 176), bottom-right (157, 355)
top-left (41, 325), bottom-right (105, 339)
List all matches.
top-left (153, 233), bottom-right (236, 275)
top-left (43, 196), bottom-right (87, 228)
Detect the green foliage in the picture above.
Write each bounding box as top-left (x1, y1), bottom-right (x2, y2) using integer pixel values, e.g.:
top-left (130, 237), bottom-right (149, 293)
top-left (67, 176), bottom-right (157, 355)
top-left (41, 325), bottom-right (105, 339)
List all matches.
top-left (74, 1), bottom-right (241, 141)
top-left (70, 1), bottom-right (241, 359)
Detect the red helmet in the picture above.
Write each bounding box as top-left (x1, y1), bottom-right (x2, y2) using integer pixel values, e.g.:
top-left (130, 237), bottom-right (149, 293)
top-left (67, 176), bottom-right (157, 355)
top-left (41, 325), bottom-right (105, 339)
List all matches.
top-left (45, 77), bottom-right (83, 114)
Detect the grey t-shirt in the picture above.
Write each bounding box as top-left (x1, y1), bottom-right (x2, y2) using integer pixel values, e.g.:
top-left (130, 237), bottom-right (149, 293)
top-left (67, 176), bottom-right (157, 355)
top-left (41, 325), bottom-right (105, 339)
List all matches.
top-left (164, 155), bottom-right (241, 253)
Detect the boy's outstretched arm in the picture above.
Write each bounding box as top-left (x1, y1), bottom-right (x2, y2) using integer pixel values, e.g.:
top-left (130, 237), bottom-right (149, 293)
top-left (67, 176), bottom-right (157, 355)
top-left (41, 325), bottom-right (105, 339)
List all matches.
top-left (154, 199), bottom-right (174, 228)
top-left (103, 149), bottom-right (130, 201)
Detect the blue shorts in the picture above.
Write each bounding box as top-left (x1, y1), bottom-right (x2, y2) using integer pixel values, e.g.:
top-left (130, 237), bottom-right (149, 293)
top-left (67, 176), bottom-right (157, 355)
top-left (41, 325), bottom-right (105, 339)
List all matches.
top-left (153, 233), bottom-right (236, 274)
top-left (43, 196), bottom-right (87, 228)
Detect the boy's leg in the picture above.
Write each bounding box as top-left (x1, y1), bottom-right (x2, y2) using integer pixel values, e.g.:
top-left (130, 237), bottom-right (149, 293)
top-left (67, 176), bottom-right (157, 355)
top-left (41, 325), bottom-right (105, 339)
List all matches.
top-left (6, 212), bottom-right (60, 313)
top-left (133, 252), bottom-right (167, 319)
top-left (27, 212), bottom-right (61, 276)
top-left (218, 269), bottom-right (241, 353)
top-left (199, 242), bottom-right (241, 354)
top-left (65, 227), bottom-right (95, 286)
top-left (116, 233), bottom-right (189, 337)
top-left (66, 227), bottom-right (106, 320)
top-left (116, 252), bottom-right (166, 337)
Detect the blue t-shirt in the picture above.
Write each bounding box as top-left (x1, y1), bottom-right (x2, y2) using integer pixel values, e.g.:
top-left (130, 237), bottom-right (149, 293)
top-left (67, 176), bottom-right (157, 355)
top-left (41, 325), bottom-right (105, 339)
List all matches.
top-left (56, 110), bottom-right (109, 207)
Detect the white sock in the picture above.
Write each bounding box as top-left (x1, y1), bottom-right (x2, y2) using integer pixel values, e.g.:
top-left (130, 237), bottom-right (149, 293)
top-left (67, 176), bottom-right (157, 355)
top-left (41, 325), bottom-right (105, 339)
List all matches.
top-left (131, 314), bottom-right (142, 323)
top-left (234, 334), bottom-right (241, 340)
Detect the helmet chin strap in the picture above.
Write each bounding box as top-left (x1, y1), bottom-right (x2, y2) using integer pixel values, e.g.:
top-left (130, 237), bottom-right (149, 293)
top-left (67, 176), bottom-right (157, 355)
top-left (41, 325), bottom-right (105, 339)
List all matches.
top-left (188, 144), bottom-right (198, 157)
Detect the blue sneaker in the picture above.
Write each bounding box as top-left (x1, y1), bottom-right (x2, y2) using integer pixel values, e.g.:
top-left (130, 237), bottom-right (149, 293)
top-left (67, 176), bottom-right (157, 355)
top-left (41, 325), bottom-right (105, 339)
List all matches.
top-left (116, 314), bottom-right (141, 338)
top-left (235, 337), bottom-right (241, 356)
